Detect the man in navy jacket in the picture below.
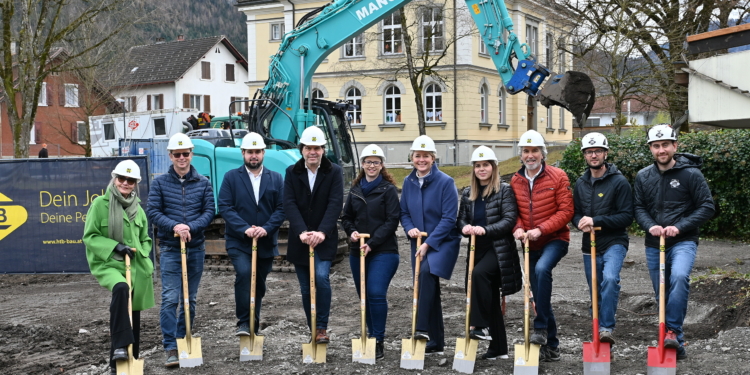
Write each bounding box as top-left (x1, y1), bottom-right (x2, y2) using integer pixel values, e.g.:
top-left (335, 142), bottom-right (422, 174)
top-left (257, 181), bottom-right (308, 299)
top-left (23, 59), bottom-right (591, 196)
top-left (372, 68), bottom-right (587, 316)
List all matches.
top-left (219, 132), bottom-right (285, 336)
top-left (283, 126), bottom-right (343, 344)
top-left (147, 133), bottom-right (214, 367)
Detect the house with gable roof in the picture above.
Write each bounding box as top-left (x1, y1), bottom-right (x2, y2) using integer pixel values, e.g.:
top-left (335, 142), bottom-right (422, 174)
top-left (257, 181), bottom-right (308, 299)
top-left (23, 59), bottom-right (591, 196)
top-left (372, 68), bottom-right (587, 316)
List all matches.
top-left (113, 35), bottom-right (250, 117)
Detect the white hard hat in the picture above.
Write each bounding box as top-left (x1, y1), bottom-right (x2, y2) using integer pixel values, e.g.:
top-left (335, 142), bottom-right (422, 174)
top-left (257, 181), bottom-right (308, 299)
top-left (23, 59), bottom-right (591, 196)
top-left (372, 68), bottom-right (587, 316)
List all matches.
top-left (300, 126), bottom-right (327, 146)
top-left (471, 146), bottom-right (498, 162)
top-left (241, 132), bottom-right (266, 150)
top-left (360, 144), bottom-right (386, 163)
top-left (111, 160), bottom-right (142, 183)
top-left (647, 124), bottom-right (677, 144)
top-left (167, 133), bottom-right (194, 150)
top-left (410, 135), bottom-right (437, 152)
top-left (581, 132), bottom-right (609, 150)
top-left (518, 130), bottom-right (547, 157)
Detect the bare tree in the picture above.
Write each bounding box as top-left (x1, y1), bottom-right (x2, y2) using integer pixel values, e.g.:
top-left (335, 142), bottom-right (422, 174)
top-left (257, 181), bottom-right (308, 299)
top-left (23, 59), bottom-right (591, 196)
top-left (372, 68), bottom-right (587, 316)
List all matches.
top-left (333, 2), bottom-right (475, 135)
top-left (0, 0), bottom-right (145, 158)
top-left (555, 0), bottom-right (750, 133)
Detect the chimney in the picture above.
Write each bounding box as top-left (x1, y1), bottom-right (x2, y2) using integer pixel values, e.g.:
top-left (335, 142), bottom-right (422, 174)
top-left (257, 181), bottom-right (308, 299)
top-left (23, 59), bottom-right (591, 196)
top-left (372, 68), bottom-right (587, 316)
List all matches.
top-left (155, 37), bottom-right (165, 44)
top-left (177, 35), bottom-right (185, 42)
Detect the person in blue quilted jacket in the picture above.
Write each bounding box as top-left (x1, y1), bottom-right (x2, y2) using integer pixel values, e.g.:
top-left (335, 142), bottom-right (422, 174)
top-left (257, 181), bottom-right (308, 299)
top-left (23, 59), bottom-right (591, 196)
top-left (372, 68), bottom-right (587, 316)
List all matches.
top-left (147, 132), bottom-right (215, 367)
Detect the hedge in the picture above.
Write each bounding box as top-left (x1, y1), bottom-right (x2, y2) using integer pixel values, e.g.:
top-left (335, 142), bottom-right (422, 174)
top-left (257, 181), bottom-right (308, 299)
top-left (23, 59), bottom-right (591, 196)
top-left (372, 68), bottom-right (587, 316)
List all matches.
top-left (559, 128), bottom-right (750, 240)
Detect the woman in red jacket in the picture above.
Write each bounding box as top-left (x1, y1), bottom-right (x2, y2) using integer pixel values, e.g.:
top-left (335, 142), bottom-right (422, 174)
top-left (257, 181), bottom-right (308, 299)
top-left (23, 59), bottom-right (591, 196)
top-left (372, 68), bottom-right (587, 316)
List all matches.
top-left (510, 130), bottom-right (574, 362)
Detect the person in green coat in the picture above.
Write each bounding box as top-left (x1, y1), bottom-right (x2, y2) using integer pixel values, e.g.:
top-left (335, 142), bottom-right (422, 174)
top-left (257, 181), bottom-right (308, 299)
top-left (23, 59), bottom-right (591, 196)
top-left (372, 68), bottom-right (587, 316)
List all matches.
top-left (83, 159), bottom-right (154, 374)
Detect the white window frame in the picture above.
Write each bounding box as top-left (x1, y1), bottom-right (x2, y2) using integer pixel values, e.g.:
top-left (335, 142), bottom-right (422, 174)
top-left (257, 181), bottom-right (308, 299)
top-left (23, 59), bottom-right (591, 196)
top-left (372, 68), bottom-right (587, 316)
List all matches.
top-left (525, 22), bottom-right (538, 56)
top-left (479, 37), bottom-right (487, 55)
top-left (189, 95), bottom-right (202, 111)
top-left (424, 84), bottom-right (442, 122)
top-left (480, 84), bottom-right (488, 123)
top-left (498, 87), bottom-right (506, 124)
top-left (346, 87), bottom-right (362, 125)
top-left (547, 107), bottom-right (553, 129)
top-left (421, 7), bottom-right (444, 52)
top-left (76, 121), bottom-right (87, 144)
top-left (384, 86), bottom-right (401, 123)
top-left (585, 117), bottom-right (601, 127)
top-left (38, 82), bottom-right (47, 106)
top-left (559, 108), bottom-right (565, 129)
top-left (64, 84), bottom-right (79, 107)
top-left (153, 117), bottom-right (167, 136)
top-left (343, 34), bottom-right (364, 58)
top-left (382, 10), bottom-right (403, 55)
top-left (103, 122), bottom-right (116, 141)
top-left (558, 37), bottom-right (567, 71)
top-left (152, 94), bottom-right (162, 110)
top-left (545, 32), bottom-right (553, 68)
top-left (270, 22), bottom-right (285, 41)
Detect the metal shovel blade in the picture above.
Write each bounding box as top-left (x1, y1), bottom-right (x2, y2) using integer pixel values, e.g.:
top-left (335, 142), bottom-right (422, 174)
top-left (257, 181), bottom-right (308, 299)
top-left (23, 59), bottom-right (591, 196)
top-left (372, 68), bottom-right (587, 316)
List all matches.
top-left (647, 346), bottom-right (677, 375)
top-left (583, 341), bottom-right (611, 375)
top-left (538, 71), bottom-right (596, 128)
top-left (400, 338), bottom-right (426, 369)
top-left (115, 357), bottom-right (143, 375)
top-left (452, 337), bottom-right (478, 373)
top-left (352, 337), bottom-right (376, 364)
top-left (513, 343), bottom-right (540, 375)
top-left (302, 341), bottom-right (327, 364)
top-left (240, 334), bottom-right (264, 361)
top-left (177, 336), bottom-right (203, 367)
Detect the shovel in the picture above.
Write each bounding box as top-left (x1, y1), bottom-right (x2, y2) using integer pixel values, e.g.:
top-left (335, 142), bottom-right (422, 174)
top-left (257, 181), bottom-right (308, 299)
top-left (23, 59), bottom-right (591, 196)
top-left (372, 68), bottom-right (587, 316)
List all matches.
top-left (401, 231), bottom-right (428, 370)
top-left (352, 233), bottom-right (376, 364)
top-left (175, 234), bottom-right (203, 367)
top-left (240, 237), bottom-right (264, 361)
top-left (302, 245), bottom-right (327, 363)
top-left (453, 234), bottom-right (479, 373)
top-left (583, 227), bottom-right (610, 375)
top-left (647, 235), bottom-right (676, 375)
top-left (115, 253), bottom-right (144, 375)
top-left (514, 236), bottom-right (540, 375)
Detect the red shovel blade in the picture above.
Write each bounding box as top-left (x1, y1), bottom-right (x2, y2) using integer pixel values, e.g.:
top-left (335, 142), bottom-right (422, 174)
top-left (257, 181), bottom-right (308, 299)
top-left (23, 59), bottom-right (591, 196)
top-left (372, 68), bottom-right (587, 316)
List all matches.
top-left (647, 346), bottom-right (676, 374)
top-left (583, 341), bottom-right (611, 362)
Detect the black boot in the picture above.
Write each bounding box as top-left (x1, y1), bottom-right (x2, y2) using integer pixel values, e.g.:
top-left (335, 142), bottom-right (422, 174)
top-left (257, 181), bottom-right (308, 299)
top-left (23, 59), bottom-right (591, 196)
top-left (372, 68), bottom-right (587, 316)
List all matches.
top-left (376, 341), bottom-right (384, 360)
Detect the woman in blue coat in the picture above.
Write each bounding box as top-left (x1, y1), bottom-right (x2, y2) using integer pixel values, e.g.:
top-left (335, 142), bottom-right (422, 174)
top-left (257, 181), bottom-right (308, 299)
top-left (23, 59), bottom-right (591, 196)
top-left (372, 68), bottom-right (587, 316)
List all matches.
top-left (400, 135), bottom-right (461, 354)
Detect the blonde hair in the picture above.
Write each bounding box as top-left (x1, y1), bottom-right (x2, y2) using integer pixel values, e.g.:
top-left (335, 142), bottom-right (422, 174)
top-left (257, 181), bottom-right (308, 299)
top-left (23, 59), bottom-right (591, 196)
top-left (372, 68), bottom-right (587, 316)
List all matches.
top-left (469, 160), bottom-right (500, 201)
top-left (410, 150), bottom-right (437, 162)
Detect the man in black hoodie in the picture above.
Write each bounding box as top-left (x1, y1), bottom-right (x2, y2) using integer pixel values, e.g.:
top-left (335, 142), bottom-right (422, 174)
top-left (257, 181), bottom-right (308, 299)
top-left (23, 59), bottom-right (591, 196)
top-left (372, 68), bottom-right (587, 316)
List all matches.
top-left (634, 124), bottom-right (714, 360)
top-left (573, 132), bottom-right (633, 347)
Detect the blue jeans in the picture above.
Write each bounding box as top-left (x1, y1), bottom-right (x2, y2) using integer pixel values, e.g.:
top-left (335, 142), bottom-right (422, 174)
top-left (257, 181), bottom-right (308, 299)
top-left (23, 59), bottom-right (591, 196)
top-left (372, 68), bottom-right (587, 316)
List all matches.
top-left (583, 244), bottom-right (627, 332)
top-left (645, 241), bottom-right (697, 346)
top-left (294, 255), bottom-right (332, 330)
top-left (159, 244), bottom-right (205, 351)
top-left (349, 252), bottom-right (399, 342)
top-left (528, 240), bottom-right (568, 349)
top-left (227, 248), bottom-right (273, 332)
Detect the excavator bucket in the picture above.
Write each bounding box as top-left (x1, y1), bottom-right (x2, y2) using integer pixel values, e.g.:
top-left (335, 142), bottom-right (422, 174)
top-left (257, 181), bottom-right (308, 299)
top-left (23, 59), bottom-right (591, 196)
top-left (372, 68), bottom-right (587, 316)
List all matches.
top-left (538, 71), bottom-right (596, 128)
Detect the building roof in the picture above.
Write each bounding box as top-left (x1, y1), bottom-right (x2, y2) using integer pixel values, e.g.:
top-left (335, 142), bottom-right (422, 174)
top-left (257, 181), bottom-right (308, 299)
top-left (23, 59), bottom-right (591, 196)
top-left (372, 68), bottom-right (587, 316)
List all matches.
top-left (590, 95), bottom-right (667, 114)
top-left (116, 35), bottom-right (248, 87)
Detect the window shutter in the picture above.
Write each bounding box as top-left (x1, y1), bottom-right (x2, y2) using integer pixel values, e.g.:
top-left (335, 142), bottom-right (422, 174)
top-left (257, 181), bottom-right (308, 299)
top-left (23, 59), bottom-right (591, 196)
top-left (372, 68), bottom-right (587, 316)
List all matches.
top-left (130, 96), bottom-right (137, 111)
top-left (58, 85), bottom-right (66, 106)
top-left (230, 97), bottom-right (236, 113)
top-left (159, 94), bottom-right (164, 109)
top-left (183, 94), bottom-right (189, 108)
top-left (46, 85), bottom-right (53, 106)
top-left (71, 122), bottom-right (78, 144)
top-left (226, 64), bottom-right (235, 81)
top-left (204, 95), bottom-right (211, 113)
top-left (34, 121), bottom-right (43, 143)
top-left (245, 99), bottom-right (249, 112)
top-left (201, 61), bottom-right (211, 79)
top-left (147, 95), bottom-right (151, 110)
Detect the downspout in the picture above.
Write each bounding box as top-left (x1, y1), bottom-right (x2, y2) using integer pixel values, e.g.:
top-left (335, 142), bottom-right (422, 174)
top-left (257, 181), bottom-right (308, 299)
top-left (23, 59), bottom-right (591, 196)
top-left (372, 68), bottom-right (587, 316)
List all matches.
top-left (289, 0), bottom-right (296, 26)
top-left (452, 0), bottom-right (458, 165)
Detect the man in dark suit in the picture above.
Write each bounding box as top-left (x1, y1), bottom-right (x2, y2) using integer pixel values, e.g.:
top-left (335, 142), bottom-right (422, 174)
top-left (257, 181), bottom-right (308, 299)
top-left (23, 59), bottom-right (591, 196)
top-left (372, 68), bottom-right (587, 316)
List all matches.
top-left (218, 132), bottom-right (285, 336)
top-left (283, 126), bottom-right (343, 344)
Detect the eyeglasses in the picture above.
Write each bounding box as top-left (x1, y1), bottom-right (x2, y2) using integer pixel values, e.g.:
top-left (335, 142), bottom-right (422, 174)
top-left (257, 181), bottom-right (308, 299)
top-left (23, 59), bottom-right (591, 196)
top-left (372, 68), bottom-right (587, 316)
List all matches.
top-left (583, 149), bottom-right (605, 156)
top-left (116, 176), bottom-right (138, 185)
top-left (363, 160), bottom-right (382, 166)
top-left (171, 152), bottom-right (191, 158)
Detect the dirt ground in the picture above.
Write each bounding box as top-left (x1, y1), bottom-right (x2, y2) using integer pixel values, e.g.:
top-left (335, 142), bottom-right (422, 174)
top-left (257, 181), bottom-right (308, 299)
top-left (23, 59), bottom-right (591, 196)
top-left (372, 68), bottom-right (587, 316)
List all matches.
top-left (2, 231), bottom-right (750, 375)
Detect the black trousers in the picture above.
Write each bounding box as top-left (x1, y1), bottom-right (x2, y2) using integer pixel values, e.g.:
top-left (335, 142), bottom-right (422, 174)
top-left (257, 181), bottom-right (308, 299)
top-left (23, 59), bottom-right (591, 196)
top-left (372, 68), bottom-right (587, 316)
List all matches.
top-left (415, 259), bottom-right (445, 350)
top-left (467, 250), bottom-right (508, 355)
top-left (110, 282), bottom-right (140, 368)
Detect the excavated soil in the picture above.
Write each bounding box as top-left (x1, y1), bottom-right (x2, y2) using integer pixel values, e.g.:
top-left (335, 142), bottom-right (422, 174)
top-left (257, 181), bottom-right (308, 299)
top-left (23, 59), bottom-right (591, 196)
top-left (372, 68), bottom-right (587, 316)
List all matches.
top-left (2, 232), bottom-right (750, 375)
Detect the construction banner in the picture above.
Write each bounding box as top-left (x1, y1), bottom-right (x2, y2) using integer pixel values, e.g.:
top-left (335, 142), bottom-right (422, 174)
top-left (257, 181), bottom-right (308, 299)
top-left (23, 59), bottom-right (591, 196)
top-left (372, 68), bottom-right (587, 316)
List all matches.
top-left (0, 156), bottom-right (150, 273)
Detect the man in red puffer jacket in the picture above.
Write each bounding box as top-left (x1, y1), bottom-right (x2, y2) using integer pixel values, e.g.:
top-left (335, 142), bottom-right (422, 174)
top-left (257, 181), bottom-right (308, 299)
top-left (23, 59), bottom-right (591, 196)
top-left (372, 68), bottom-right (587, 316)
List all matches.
top-left (510, 130), bottom-right (574, 363)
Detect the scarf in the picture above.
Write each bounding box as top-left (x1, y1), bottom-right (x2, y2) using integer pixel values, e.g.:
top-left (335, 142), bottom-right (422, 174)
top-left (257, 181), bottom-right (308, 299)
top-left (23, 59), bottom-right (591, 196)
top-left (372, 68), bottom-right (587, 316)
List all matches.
top-left (108, 182), bottom-right (139, 247)
top-left (360, 174), bottom-right (382, 196)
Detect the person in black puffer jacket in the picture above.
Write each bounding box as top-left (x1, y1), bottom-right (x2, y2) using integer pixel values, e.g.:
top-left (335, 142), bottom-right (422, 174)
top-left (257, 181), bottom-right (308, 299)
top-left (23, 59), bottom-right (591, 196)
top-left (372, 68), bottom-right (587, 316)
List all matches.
top-left (634, 125), bottom-right (715, 361)
top-left (572, 132), bottom-right (633, 346)
top-left (456, 146), bottom-right (521, 360)
top-left (340, 144), bottom-right (400, 361)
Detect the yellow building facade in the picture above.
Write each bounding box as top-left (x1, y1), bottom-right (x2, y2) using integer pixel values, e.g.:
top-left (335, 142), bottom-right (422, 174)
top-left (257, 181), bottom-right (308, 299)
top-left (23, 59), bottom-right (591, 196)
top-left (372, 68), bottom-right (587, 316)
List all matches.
top-left (237, 0), bottom-right (573, 164)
